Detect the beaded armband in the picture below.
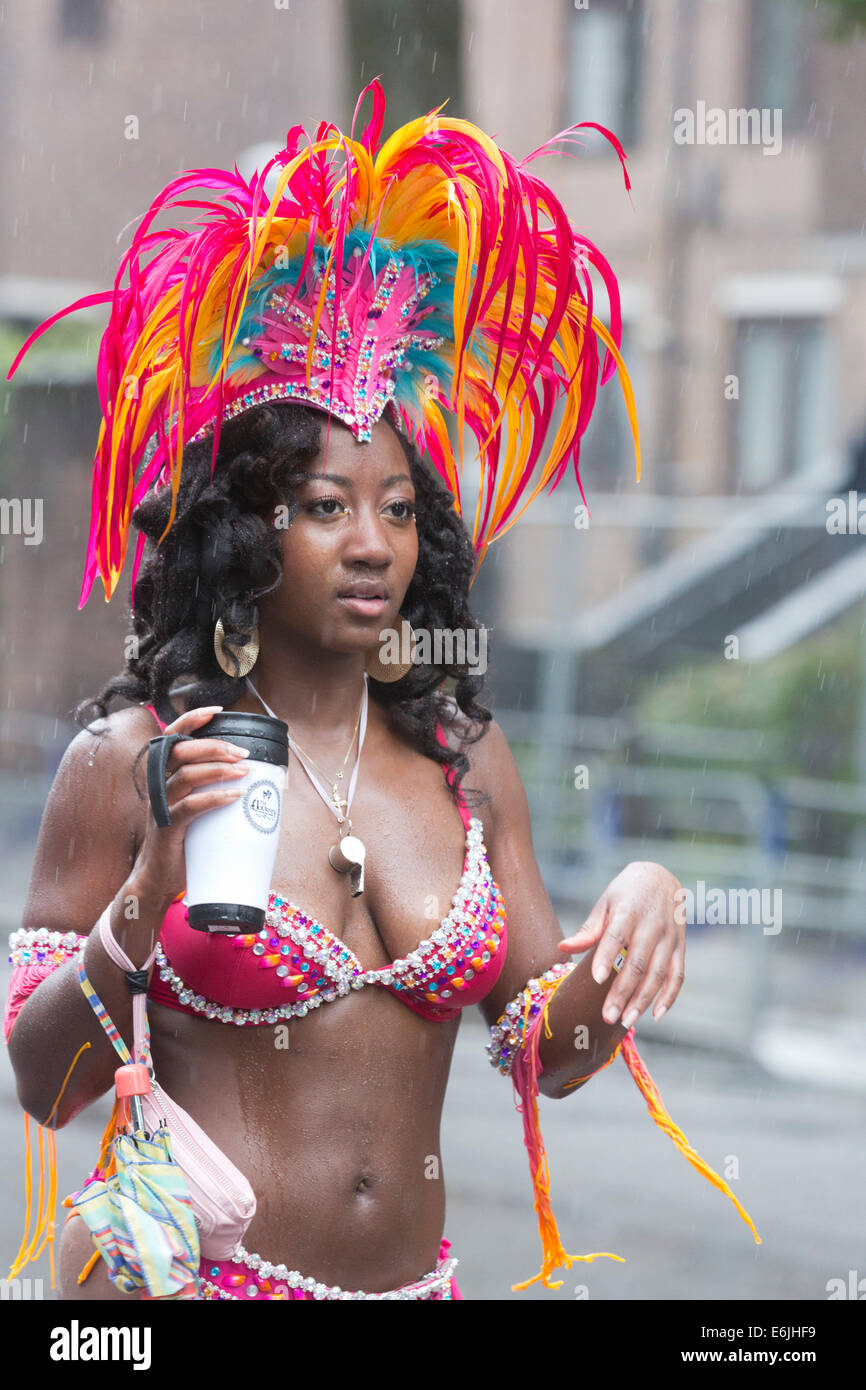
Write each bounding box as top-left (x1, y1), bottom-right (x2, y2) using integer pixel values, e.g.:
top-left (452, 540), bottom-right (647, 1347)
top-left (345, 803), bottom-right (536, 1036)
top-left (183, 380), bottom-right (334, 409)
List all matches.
top-left (5, 928), bottom-right (89, 1048)
top-left (8, 928), bottom-right (88, 968)
top-left (486, 961), bottom-right (577, 1077)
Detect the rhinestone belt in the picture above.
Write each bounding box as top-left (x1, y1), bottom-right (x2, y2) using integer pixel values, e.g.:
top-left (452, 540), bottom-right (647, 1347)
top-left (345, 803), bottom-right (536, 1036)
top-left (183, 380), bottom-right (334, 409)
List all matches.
top-left (200, 1243), bottom-right (458, 1301)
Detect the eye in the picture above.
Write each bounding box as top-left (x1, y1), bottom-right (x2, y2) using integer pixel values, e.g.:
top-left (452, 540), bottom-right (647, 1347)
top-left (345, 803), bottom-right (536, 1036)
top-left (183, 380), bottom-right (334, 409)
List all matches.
top-left (384, 499), bottom-right (416, 522)
top-left (306, 495), bottom-right (348, 518)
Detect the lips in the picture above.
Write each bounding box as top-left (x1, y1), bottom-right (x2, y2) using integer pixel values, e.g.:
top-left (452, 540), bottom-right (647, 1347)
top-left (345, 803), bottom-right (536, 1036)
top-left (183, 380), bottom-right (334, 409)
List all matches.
top-left (337, 581), bottom-right (390, 600)
top-left (337, 596), bottom-right (389, 618)
top-left (336, 580), bottom-right (390, 618)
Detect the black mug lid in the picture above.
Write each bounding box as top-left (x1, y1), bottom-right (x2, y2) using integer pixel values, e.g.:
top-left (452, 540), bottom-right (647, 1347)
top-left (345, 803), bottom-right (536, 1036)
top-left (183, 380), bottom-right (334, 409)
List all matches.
top-left (194, 711), bottom-right (288, 767)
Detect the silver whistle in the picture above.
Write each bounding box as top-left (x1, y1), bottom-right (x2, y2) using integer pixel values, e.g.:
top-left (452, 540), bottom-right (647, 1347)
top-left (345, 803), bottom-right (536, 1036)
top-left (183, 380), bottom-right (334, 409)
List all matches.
top-left (328, 834), bottom-right (366, 897)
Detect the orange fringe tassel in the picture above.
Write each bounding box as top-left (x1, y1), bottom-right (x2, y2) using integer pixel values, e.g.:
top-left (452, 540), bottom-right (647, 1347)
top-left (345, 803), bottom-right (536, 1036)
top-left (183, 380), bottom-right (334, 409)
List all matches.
top-left (77, 1250), bottom-right (101, 1285)
top-left (510, 989), bottom-right (761, 1293)
top-left (619, 1029), bottom-right (761, 1245)
top-left (510, 976), bottom-right (625, 1292)
top-left (8, 1041), bottom-right (92, 1289)
top-left (511, 978), bottom-right (761, 1289)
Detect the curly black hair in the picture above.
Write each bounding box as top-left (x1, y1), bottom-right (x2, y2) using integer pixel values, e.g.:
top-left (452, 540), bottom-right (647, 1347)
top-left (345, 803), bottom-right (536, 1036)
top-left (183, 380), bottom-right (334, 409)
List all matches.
top-left (79, 401), bottom-right (492, 800)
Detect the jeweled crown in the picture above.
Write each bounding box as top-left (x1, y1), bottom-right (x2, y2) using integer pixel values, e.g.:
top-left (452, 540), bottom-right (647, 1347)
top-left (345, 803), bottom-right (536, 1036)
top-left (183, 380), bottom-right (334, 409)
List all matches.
top-left (191, 232), bottom-right (450, 445)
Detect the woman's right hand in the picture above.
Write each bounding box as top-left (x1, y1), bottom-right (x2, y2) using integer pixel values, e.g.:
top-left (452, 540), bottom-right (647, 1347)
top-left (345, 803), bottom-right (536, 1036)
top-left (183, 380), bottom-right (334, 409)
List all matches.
top-left (128, 705), bottom-right (251, 909)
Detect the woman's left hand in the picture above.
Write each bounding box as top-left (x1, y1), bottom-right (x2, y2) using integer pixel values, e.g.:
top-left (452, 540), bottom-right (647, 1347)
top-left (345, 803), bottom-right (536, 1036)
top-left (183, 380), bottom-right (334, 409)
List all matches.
top-left (557, 861), bottom-right (686, 1029)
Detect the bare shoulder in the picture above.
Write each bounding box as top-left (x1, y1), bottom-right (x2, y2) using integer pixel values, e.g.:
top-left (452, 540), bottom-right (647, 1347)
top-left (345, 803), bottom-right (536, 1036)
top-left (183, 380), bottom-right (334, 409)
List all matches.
top-left (22, 703), bottom-right (163, 935)
top-left (56, 703), bottom-right (163, 793)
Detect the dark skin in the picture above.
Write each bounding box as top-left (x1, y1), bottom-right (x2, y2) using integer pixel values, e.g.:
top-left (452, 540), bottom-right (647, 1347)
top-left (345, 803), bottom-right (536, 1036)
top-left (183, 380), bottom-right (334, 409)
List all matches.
top-left (9, 418), bottom-right (686, 1299)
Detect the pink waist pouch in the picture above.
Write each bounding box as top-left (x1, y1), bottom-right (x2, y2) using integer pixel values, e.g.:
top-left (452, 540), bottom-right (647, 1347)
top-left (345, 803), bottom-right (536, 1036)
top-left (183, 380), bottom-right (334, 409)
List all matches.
top-left (98, 908), bottom-right (257, 1260)
top-left (143, 1078), bottom-right (256, 1260)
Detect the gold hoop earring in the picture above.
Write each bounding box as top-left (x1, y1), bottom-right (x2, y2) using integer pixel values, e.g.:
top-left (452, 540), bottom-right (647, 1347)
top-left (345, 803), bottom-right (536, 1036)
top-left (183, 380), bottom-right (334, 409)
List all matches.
top-left (214, 617), bottom-right (260, 677)
top-left (365, 618), bottom-right (417, 683)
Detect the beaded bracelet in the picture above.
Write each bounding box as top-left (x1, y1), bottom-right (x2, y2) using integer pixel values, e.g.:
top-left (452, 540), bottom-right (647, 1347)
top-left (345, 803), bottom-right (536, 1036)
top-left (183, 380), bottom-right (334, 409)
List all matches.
top-left (8, 927), bottom-right (88, 968)
top-left (486, 961), bottom-right (577, 1077)
top-left (487, 944), bottom-right (630, 1078)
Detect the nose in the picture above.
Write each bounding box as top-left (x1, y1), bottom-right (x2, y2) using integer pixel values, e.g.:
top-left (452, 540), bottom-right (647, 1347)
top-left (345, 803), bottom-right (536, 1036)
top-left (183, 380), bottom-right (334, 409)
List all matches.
top-left (340, 502), bottom-right (394, 569)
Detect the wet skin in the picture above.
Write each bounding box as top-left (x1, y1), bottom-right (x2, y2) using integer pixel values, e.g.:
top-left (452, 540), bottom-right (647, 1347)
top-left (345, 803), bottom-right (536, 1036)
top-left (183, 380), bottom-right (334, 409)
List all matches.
top-left (45, 419), bottom-right (481, 1296)
top-left (62, 743), bottom-right (468, 1298)
top-left (24, 418), bottom-right (683, 1300)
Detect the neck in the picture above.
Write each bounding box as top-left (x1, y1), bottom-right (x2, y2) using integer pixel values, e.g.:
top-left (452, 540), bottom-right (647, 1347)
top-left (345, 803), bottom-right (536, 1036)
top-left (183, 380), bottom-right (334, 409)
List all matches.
top-left (243, 643), bottom-right (368, 739)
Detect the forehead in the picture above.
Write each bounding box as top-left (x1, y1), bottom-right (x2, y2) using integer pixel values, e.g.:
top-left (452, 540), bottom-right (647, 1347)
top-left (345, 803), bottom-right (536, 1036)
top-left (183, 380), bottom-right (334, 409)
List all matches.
top-left (300, 417), bottom-right (411, 483)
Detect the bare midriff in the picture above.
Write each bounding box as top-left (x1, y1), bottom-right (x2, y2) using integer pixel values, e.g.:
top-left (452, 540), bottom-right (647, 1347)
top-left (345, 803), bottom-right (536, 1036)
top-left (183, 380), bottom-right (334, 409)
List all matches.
top-left (148, 987), bottom-right (459, 1289)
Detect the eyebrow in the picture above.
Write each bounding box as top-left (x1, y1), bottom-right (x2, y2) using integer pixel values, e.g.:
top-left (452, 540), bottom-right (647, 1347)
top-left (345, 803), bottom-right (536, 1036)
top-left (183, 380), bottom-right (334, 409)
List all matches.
top-left (292, 471), bottom-right (414, 489)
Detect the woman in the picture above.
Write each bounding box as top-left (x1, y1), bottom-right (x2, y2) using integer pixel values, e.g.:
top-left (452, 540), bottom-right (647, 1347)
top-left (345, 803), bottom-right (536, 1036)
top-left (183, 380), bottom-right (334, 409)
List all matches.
top-left (5, 84), bottom-right (757, 1300)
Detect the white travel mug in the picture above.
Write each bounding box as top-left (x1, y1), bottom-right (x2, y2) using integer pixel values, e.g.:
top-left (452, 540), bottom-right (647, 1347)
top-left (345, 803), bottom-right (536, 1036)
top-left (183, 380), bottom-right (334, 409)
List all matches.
top-left (147, 711), bottom-right (289, 933)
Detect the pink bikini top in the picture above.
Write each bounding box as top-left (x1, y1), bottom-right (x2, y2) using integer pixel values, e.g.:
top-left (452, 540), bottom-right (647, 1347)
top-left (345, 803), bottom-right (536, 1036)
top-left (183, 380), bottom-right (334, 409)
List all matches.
top-left (142, 705), bottom-right (507, 1026)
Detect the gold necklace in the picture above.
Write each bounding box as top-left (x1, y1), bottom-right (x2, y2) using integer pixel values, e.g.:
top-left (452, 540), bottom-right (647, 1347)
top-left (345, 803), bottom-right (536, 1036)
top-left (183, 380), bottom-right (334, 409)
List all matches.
top-left (246, 676), bottom-right (369, 897)
top-left (289, 701), bottom-right (363, 819)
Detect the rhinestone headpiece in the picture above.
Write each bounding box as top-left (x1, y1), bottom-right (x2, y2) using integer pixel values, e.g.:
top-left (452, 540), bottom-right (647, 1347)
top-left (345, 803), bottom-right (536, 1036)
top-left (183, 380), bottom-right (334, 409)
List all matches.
top-left (190, 233), bottom-right (449, 447)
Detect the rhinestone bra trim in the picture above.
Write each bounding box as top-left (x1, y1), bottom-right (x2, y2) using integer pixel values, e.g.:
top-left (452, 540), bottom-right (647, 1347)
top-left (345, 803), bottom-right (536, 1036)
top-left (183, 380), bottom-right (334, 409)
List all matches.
top-left (153, 818), bottom-right (506, 1026)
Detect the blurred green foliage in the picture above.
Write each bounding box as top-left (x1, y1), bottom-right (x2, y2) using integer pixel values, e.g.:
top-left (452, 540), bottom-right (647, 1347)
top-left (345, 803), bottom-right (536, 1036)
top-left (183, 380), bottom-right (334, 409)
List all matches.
top-left (636, 609), bottom-right (863, 782)
top-left (0, 319), bottom-right (97, 386)
top-left (814, 0), bottom-right (866, 40)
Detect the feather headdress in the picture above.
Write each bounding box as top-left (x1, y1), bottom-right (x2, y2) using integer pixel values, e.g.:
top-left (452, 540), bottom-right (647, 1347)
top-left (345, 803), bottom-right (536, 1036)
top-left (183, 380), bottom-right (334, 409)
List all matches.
top-left (7, 80), bottom-right (640, 606)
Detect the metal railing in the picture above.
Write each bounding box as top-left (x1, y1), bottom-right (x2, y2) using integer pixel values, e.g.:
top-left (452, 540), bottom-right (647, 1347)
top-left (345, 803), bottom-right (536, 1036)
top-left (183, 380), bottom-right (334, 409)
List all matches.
top-left (498, 706), bottom-right (866, 1056)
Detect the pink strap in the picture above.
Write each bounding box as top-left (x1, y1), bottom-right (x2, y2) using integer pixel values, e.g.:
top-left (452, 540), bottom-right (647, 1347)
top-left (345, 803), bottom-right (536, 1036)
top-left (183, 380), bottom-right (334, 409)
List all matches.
top-left (435, 722), bottom-right (471, 830)
top-left (142, 701), bottom-right (167, 733)
top-left (98, 908), bottom-right (159, 1067)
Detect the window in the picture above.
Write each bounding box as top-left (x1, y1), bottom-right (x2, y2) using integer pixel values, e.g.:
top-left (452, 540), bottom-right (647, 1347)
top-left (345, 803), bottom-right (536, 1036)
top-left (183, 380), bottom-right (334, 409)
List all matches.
top-left (346, 0), bottom-right (463, 138)
top-left (563, 0), bottom-right (644, 150)
top-left (746, 0), bottom-right (812, 130)
top-left (732, 319), bottom-right (830, 491)
top-left (59, 0), bottom-right (106, 42)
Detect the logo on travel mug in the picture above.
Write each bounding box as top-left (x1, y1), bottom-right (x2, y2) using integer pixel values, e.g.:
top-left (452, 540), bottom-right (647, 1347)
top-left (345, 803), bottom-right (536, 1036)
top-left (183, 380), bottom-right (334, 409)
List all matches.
top-left (243, 779), bottom-right (281, 834)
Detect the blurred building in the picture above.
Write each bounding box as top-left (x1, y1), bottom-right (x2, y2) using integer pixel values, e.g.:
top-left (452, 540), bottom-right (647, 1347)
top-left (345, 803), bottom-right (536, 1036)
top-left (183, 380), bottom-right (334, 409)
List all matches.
top-left (2, 0), bottom-right (864, 712)
top-left (2, 4), bottom-right (866, 1070)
